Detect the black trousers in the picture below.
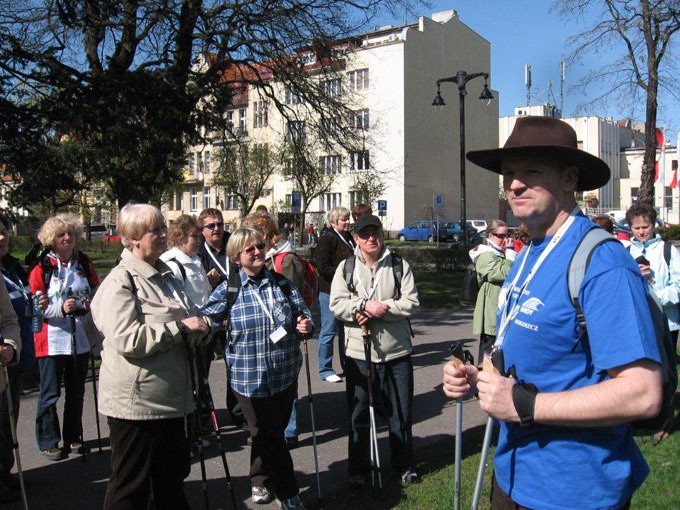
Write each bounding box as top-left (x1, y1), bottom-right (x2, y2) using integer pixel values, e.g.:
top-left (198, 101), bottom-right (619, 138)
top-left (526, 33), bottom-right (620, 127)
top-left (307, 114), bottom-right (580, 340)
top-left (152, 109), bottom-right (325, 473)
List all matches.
top-left (234, 383), bottom-right (298, 501)
top-left (104, 416), bottom-right (191, 510)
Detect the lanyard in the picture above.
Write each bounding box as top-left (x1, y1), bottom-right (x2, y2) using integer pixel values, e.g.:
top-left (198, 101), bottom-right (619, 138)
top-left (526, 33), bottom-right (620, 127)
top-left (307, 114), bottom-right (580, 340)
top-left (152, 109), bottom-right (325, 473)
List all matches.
top-left (56, 258), bottom-right (73, 298)
top-left (205, 242), bottom-right (229, 278)
top-left (251, 282), bottom-right (276, 325)
top-left (355, 262), bottom-right (387, 300)
top-left (334, 229), bottom-right (355, 251)
top-left (494, 207), bottom-right (580, 349)
top-left (2, 273), bottom-right (29, 301)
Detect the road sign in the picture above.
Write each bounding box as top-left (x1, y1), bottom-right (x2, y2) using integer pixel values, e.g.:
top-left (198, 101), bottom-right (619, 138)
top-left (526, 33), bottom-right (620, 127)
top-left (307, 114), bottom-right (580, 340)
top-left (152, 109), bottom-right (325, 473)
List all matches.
top-left (377, 200), bottom-right (387, 216)
top-left (433, 194), bottom-right (445, 214)
top-left (291, 190), bottom-right (301, 213)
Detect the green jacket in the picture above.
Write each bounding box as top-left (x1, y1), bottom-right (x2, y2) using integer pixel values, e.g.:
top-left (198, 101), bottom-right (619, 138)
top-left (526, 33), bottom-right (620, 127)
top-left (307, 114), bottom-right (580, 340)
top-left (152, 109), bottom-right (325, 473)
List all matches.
top-left (470, 245), bottom-right (513, 336)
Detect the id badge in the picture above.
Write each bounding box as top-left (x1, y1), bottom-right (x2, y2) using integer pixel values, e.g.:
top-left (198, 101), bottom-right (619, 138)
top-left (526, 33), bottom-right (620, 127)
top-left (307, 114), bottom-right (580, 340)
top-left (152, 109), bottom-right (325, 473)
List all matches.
top-left (270, 325), bottom-right (287, 344)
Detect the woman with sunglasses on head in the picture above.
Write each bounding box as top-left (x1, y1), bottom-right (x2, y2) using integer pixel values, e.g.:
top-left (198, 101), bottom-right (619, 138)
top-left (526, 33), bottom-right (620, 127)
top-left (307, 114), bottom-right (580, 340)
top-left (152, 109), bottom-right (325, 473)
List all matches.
top-left (469, 220), bottom-right (514, 362)
top-left (202, 228), bottom-right (313, 510)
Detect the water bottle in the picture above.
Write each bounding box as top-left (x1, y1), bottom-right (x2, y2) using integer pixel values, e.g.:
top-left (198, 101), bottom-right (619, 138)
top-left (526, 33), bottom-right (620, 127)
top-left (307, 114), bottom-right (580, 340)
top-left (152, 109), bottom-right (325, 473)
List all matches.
top-left (32, 291), bottom-right (44, 333)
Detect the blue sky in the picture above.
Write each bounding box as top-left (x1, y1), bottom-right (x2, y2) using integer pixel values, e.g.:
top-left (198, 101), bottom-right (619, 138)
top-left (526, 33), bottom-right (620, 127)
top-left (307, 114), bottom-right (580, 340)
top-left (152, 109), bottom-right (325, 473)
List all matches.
top-left (382, 1), bottom-right (679, 143)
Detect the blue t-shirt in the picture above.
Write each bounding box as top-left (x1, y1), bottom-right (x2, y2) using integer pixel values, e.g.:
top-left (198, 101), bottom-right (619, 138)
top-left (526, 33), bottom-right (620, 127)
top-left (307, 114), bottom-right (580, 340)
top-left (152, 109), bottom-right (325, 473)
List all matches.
top-left (494, 214), bottom-right (661, 510)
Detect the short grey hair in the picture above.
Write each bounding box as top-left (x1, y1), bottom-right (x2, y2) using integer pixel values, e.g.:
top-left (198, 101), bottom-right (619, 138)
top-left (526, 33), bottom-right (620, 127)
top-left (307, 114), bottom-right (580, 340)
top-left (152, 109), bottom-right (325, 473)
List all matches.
top-left (327, 206), bottom-right (350, 226)
top-left (118, 203), bottom-right (165, 248)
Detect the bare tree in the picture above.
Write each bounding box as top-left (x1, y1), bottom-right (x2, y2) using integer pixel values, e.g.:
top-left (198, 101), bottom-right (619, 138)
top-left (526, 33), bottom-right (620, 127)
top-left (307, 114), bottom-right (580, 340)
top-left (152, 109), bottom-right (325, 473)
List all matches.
top-left (552, 0), bottom-right (680, 203)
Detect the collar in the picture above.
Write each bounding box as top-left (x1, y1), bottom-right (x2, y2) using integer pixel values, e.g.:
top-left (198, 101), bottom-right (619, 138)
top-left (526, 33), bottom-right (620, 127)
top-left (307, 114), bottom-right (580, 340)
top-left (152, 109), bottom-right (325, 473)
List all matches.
top-left (120, 248), bottom-right (174, 279)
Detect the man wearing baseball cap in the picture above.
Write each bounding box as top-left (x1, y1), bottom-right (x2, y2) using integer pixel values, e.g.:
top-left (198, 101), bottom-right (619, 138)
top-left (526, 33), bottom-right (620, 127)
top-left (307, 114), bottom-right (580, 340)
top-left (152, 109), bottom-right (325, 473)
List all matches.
top-left (330, 214), bottom-right (420, 489)
top-left (443, 116), bottom-right (662, 509)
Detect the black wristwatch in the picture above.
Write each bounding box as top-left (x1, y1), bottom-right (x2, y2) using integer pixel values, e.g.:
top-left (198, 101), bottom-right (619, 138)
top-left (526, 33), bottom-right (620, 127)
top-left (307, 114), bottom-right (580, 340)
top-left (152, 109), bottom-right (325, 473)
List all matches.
top-left (178, 322), bottom-right (189, 339)
top-left (512, 382), bottom-right (538, 426)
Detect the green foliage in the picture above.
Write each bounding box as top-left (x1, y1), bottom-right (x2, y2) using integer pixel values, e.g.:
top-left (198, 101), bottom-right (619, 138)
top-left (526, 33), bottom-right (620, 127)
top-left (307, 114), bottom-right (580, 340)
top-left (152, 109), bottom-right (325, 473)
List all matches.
top-left (658, 226), bottom-right (680, 241)
top-left (391, 246), bottom-right (470, 271)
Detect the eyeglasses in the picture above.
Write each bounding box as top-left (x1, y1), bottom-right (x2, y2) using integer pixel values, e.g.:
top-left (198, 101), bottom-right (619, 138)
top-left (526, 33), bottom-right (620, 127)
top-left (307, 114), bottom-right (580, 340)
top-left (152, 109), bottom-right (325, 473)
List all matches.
top-left (147, 225), bottom-right (168, 235)
top-left (242, 242), bottom-right (266, 254)
top-left (203, 222), bottom-right (224, 230)
top-left (356, 229), bottom-right (382, 240)
top-left (492, 232), bottom-right (508, 239)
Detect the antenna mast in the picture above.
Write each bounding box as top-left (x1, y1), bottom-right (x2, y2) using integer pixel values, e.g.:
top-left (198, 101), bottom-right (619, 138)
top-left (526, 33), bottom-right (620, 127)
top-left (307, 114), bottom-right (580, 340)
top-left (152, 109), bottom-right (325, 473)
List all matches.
top-left (525, 64), bottom-right (532, 106)
top-left (560, 60), bottom-right (566, 115)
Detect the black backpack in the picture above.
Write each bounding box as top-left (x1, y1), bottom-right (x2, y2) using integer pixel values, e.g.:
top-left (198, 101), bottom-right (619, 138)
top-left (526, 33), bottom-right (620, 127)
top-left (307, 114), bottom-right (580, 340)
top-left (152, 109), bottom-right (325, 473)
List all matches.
top-left (568, 227), bottom-right (678, 436)
top-left (459, 262), bottom-right (479, 307)
top-left (26, 243), bottom-right (95, 291)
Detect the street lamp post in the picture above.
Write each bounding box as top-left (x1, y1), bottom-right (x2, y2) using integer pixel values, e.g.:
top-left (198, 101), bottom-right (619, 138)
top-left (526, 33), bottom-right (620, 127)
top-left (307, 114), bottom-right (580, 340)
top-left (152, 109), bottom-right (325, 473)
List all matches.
top-left (432, 71), bottom-right (494, 249)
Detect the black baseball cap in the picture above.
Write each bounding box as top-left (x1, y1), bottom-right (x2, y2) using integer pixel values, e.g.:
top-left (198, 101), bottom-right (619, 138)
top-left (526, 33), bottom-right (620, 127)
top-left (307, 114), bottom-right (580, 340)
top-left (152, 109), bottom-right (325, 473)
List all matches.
top-left (353, 214), bottom-right (382, 233)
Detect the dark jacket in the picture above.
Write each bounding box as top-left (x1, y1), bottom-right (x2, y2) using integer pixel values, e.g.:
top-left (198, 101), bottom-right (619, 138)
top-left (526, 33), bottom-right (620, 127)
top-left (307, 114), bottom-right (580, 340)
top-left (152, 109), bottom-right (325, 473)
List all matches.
top-left (314, 229), bottom-right (355, 294)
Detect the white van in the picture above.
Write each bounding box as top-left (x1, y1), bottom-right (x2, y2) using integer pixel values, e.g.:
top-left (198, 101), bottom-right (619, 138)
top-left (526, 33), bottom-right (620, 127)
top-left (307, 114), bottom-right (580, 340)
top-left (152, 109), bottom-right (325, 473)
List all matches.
top-left (467, 219), bottom-right (488, 233)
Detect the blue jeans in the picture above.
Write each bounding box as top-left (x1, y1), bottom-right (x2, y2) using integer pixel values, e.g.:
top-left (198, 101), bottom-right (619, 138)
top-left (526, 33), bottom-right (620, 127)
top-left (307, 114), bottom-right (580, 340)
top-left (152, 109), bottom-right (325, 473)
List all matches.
top-left (36, 354), bottom-right (89, 451)
top-left (318, 292), bottom-right (345, 379)
top-left (284, 396), bottom-right (298, 438)
top-left (345, 355), bottom-right (414, 476)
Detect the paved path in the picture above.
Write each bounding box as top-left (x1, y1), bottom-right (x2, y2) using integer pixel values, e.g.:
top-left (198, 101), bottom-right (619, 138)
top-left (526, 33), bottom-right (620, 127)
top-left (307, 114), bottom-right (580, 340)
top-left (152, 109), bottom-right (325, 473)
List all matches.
top-left (4, 307), bottom-right (488, 510)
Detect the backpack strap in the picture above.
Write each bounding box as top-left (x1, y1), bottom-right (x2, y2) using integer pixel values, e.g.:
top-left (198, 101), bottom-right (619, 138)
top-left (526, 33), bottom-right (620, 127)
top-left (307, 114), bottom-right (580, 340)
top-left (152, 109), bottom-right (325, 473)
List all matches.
top-left (343, 255), bottom-right (357, 294)
top-left (166, 257), bottom-right (188, 282)
top-left (391, 252), bottom-right (403, 300)
top-left (567, 227), bottom-right (618, 337)
top-left (663, 240), bottom-right (672, 267)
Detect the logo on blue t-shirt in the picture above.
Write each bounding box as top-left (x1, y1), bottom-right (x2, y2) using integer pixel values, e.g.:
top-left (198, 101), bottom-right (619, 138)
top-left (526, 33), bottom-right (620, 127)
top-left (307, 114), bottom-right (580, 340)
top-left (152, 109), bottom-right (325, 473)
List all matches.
top-left (519, 297), bottom-right (544, 316)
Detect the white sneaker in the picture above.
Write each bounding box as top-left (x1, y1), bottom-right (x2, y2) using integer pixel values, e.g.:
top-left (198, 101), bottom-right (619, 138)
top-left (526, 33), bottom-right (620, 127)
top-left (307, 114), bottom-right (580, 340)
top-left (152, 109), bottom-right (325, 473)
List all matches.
top-left (325, 374), bottom-right (342, 383)
top-left (252, 485), bottom-right (273, 504)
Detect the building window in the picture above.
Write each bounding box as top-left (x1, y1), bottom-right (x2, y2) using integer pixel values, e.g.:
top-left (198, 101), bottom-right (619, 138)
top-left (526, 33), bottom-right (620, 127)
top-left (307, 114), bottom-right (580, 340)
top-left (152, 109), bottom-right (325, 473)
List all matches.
top-left (285, 194), bottom-right (292, 208)
top-left (225, 110), bottom-right (234, 133)
top-left (347, 68), bottom-right (369, 91)
top-left (190, 187), bottom-right (198, 212)
top-left (321, 193), bottom-right (341, 211)
top-left (239, 109), bottom-right (247, 136)
top-left (175, 191), bottom-right (184, 211)
top-left (285, 86), bottom-right (303, 105)
top-left (349, 191), bottom-right (369, 208)
top-left (188, 153), bottom-right (195, 176)
top-left (286, 121), bottom-right (306, 142)
top-left (253, 101), bottom-right (268, 128)
top-left (204, 151), bottom-right (210, 174)
top-left (225, 193), bottom-right (239, 210)
top-left (349, 109), bottom-right (369, 130)
top-left (322, 78), bottom-right (342, 98)
top-left (320, 155), bottom-right (341, 175)
top-left (665, 186), bottom-right (672, 209)
top-left (349, 150), bottom-right (370, 171)
top-left (203, 187), bottom-right (211, 209)
top-left (321, 116), bottom-right (342, 137)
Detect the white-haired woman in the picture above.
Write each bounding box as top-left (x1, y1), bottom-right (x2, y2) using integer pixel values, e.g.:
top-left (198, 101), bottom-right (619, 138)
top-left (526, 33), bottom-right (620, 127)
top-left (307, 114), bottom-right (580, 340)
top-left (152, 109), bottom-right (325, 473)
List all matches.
top-left (91, 203), bottom-right (209, 509)
top-left (313, 206), bottom-right (355, 382)
top-left (29, 212), bottom-right (99, 461)
top-left (202, 228), bottom-right (313, 510)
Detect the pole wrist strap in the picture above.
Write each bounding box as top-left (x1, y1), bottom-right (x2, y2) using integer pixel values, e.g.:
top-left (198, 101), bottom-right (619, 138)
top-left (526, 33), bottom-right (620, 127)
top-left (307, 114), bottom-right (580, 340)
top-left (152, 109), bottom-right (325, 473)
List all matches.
top-left (512, 382), bottom-right (538, 426)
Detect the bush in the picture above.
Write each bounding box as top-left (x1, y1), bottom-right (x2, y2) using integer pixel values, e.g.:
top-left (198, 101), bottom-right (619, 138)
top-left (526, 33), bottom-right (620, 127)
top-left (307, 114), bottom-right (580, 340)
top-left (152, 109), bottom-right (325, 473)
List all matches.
top-left (659, 225), bottom-right (680, 240)
top-left (389, 246), bottom-right (470, 271)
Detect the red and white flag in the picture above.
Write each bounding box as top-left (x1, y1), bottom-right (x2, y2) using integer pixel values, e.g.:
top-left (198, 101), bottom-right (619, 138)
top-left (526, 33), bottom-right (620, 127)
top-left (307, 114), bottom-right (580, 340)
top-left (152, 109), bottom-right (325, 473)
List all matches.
top-left (671, 159), bottom-right (678, 190)
top-left (654, 128), bottom-right (665, 184)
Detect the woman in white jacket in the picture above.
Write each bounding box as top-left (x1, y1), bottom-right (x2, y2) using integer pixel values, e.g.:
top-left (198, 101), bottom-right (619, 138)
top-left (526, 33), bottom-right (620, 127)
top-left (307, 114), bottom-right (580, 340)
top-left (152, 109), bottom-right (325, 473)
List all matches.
top-left (627, 202), bottom-right (680, 355)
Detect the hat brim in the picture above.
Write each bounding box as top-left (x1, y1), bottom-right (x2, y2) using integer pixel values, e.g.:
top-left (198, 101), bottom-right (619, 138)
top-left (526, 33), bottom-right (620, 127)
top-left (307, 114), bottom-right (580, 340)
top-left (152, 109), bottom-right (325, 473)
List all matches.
top-left (466, 146), bottom-right (611, 192)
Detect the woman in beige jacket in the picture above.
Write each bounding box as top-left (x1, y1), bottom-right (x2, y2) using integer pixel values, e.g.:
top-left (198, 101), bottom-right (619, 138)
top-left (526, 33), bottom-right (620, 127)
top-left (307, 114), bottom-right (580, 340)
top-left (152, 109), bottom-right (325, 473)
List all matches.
top-left (91, 204), bottom-right (209, 510)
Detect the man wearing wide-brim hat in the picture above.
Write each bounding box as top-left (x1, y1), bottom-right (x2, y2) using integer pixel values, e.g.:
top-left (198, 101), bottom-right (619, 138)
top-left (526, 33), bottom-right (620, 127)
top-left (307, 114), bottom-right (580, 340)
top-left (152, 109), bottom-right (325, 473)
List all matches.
top-left (443, 116), bottom-right (663, 509)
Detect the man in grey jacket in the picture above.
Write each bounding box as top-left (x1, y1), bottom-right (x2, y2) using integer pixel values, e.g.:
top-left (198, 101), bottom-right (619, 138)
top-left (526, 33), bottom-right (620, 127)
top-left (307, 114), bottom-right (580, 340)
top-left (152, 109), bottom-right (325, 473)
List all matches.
top-left (329, 214), bottom-right (419, 489)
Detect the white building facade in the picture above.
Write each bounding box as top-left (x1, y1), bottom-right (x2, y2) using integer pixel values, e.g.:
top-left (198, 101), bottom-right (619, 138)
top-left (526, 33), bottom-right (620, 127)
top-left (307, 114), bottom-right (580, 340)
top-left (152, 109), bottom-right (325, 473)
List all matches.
top-left (163, 10), bottom-right (500, 233)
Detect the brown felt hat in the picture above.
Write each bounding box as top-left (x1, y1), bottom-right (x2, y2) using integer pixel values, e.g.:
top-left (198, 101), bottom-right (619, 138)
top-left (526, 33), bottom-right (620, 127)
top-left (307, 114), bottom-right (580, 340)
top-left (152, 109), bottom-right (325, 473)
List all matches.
top-left (466, 116), bottom-right (610, 191)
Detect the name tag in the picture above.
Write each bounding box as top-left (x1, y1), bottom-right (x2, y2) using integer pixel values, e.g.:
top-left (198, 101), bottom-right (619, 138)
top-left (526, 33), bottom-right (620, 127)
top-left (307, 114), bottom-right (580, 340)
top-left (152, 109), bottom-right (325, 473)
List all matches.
top-left (270, 325), bottom-right (287, 344)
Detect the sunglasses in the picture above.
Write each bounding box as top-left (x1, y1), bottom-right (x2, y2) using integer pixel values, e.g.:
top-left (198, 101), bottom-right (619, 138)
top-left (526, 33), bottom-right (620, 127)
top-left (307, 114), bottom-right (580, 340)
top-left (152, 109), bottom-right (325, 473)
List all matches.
top-left (356, 229), bottom-right (382, 240)
top-left (242, 242), bottom-right (266, 254)
top-left (493, 232), bottom-right (508, 239)
top-left (204, 222), bottom-right (224, 230)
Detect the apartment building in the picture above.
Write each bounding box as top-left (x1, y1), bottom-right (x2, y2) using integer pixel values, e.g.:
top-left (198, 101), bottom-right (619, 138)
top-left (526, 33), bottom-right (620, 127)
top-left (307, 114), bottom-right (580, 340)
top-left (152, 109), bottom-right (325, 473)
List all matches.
top-left (163, 10), bottom-right (500, 232)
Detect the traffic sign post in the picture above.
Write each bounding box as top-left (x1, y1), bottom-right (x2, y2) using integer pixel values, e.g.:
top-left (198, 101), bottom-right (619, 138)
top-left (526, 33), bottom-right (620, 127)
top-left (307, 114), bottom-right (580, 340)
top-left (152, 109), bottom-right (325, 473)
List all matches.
top-left (377, 200), bottom-right (387, 217)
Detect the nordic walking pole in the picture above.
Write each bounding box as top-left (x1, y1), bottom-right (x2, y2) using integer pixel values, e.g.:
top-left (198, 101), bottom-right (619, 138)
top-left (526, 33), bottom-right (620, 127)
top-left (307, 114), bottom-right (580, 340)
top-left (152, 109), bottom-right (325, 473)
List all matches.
top-left (89, 352), bottom-right (103, 453)
top-left (188, 347), bottom-right (210, 510)
top-left (360, 321), bottom-right (382, 489)
top-left (450, 342), bottom-right (473, 510)
top-left (196, 348), bottom-right (238, 509)
top-left (472, 352), bottom-right (502, 510)
top-left (301, 333), bottom-right (322, 502)
top-left (0, 335), bottom-right (28, 510)
top-left (66, 291), bottom-right (87, 463)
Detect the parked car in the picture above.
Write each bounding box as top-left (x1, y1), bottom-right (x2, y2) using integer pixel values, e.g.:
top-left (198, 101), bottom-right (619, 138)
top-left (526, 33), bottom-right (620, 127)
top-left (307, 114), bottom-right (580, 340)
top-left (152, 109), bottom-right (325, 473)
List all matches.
top-left (611, 220), bottom-right (631, 242)
top-left (443, 221), bottom-right (477, 242)
top-left (450, 231), bottom-right (486, 249)
top-left (467, 219), bottom-right (489, 233)
top-left (397, 220), bottom-right (448, 242)
top-left (103, 231), bottom-right (122, 243)
top-left (83, 225), bottom-right (108, 241)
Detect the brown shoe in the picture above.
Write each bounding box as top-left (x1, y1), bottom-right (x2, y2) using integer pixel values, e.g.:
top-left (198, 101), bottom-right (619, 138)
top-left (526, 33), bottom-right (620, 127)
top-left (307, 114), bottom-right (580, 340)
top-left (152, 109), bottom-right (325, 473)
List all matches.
top-left (41, 447), bottom-right (64, 461)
